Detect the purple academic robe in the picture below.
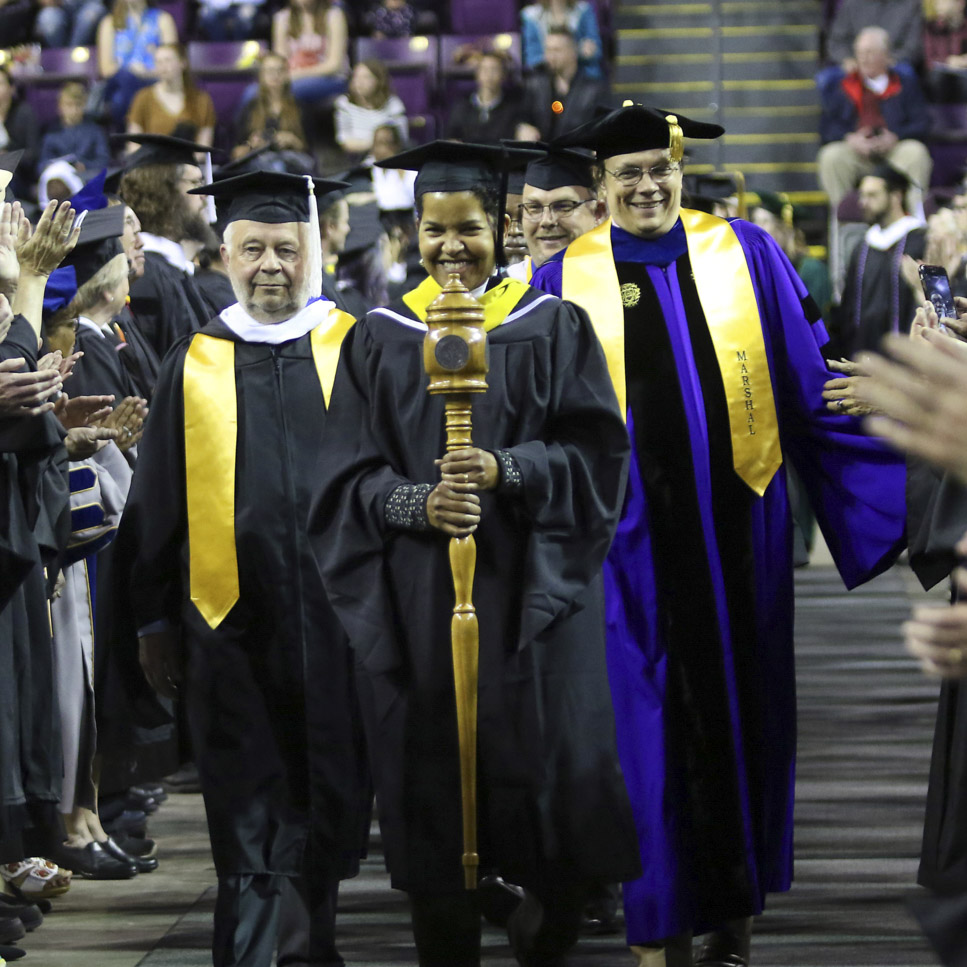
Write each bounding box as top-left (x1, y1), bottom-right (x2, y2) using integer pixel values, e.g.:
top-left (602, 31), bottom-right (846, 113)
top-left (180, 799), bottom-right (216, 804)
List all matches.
top-left (531, 217), bottom-right (906, 943)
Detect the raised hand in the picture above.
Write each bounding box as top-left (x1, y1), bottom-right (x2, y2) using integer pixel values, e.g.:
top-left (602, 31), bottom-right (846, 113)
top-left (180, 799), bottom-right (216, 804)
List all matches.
top-left (97, 395), bottom-right (148, 453)
top-left (16, 201), bottom-right (81, 277)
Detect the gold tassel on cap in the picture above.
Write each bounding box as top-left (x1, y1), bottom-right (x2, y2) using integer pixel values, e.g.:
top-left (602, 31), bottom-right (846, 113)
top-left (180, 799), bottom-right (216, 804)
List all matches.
top-left (666, 114), bottom-right (684, 163)
top-left (780, 192), bottom-right (794, 228)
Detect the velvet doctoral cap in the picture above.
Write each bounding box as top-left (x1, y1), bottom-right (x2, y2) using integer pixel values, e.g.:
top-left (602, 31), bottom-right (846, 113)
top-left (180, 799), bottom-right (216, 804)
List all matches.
top-left (554, 104), bottom-right (724, 161)
top-left (375, 140), bottom-right (543, 198)
top-left (187, 171), bottom-right (350, 226)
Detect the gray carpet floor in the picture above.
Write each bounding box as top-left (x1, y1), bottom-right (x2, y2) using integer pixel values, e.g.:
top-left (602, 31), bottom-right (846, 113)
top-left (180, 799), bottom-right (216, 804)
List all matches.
top-left (6, 564), bottom-right (947, 966)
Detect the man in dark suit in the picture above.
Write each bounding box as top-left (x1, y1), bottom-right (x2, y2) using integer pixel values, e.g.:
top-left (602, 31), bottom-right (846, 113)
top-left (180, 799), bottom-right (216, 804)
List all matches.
top-left (519, 26), bottom-right (611, 141)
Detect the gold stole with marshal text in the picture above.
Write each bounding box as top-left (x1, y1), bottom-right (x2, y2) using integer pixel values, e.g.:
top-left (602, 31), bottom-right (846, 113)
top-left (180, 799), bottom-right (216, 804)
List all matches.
top-left (183, 308), bottom-right (356, 629)
top-left (562, 212), bottom-right (782, 496)
top-left (403, 275), bottom-right (531, 330)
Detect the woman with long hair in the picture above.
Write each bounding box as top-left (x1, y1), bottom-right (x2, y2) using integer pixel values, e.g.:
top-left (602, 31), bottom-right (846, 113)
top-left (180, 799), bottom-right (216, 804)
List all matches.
top-left (126, 43), bottom-right (215, 147)
top-left (96, 0), bottom-right (178, 126)
top-left (270, 0), bottom-right (349, 104)
top-left (233, 52), bottom-right (313, 172)
top-left (333, 59), bottom-right (406, 156)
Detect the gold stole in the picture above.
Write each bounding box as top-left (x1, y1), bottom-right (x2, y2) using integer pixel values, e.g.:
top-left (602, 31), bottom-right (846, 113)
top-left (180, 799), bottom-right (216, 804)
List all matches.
top-left (403, 275), bottom-right (531, 331)
top-left (183, 308), bottom-right (355, 629)
top-left (562, 212), bottom-right (781, 496)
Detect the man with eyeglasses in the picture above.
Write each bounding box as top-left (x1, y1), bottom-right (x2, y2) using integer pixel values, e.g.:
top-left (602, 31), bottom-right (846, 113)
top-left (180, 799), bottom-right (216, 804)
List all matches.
top-left (531, 104), bottom-right (907, 967)
top-left (505, 142), bottom-right (606, 282)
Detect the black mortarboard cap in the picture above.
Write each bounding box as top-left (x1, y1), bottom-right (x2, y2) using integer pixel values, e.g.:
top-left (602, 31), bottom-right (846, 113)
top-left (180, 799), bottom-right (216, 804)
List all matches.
top-left (554, 104), bottom-right (724, 160)
top-left (188, 171), bottom-right (350, 225)
top-left (212, 144), bottom-right (272, 180)
top-left (865, 162), bottom-right (911, 194)
top-left (61, 205), bottom-right (125, 288)
top-left (111, 133), bottom-right (212, 171)
top-left (504, 140), bottom-right (595, 192)
top-left (0, 150), bottom-right (23, 194)
top-left (375, 140), bottom-right (543, 198)
top-left (752, 190), bottom-right (801, 226)
top-left (506, 171), bottom-right (526, 196)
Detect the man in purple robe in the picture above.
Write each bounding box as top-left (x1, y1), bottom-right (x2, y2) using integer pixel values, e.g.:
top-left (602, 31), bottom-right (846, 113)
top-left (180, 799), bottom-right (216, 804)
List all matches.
top-left (529, 104), bottom-right (907, 967)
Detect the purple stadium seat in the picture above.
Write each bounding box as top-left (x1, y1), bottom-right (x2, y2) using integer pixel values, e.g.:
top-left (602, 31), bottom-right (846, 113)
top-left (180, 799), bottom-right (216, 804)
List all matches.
top-left (391, 72), bottom-right (431, 116)
top-left (188, 40), bottom-right (265, 76)
top-left (439, 33), bottom-right (522, 80)
top-left (450, 0), bottom-right (518, 34)
top-left (38, 46), bottom-right (98, 80)
top-left (158, 0), bottom-right (188, 37)
top-left (354, 36), bottom-right (438, 85)
top-left (23, 86), bottom-right (62, 126)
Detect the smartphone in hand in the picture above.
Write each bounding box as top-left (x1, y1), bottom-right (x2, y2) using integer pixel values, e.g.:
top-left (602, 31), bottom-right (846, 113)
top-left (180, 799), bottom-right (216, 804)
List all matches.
top-left (919, 263), bottom-right (957, 325)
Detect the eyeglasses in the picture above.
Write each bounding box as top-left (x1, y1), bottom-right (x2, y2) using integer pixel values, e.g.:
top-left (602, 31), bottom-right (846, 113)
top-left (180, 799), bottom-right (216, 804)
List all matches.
top-left (519, 199), bottom-right (595, 220)
top-left (604, 162), bottom-right (681, 187)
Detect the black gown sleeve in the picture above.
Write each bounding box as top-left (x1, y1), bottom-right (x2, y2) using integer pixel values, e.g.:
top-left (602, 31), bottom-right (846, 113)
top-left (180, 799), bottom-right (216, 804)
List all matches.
top-left (115, 340), bottom-right (190, 628)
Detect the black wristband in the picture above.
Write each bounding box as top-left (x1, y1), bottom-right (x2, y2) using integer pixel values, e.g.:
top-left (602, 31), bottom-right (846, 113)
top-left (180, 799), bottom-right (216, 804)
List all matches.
top-left (492, 449), bottom-right (523, 493)
top-left (385, 482), bottom-right (433, 531)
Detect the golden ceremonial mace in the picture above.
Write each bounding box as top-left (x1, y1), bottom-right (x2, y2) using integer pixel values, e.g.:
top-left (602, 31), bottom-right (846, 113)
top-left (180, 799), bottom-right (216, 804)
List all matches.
top-left (423, 273), bottom-right (489, 890)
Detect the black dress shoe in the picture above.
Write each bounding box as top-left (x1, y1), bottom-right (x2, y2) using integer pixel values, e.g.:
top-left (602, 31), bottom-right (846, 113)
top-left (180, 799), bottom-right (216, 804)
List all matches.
top-left (0, 916), bottom-right (25, 944)
top-left (505, 888), bottom-right (546, 967)
top-left (0, 943), bottom-right (26, 961)
top-left (99, 837), bottom-right (158, 874)
top-left (102, 809), bottom-right (148, 838)
top-left (479, 874), bottom-right (526, 928)
top-left (0, 895), bottom-right (42, 932)
top-left (50, 842), bottom-right (137, 880)
top-left (131, 784), bottom-right (168, 805)
top-left (112, 833), bottom-right (158, 859)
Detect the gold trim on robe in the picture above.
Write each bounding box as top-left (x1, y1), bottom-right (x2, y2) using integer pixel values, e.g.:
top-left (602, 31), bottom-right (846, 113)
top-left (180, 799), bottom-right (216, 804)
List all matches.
top-left (183, 310), bottom-right (354, 629)
top-left (561, 212), bottom-right (781, 496)
top-left (403, 276), bottom-right (530, 332)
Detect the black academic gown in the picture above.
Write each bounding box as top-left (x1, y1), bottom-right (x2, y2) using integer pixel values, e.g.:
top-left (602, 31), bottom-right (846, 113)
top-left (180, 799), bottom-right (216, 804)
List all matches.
top-left (68, 322), bottom-right (142, 402)
top-left (118, 315), bottom-right (370, 879)
top-left (0, 316), bottom-right (69, 842)
top-left (834, 228), bottom-right (926, 356)
top-left (905, 456), bottom-right (967, 895)
top-left (128, 252), bottom-right (209, 362)
top-left (114, 304), bottom-right (160, 401)
top-left (310, 285), bottom-right (641, 894)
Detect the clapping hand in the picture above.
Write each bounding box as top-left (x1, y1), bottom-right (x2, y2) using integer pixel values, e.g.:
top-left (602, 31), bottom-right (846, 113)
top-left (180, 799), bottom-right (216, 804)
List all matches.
top-left (0, 202), bottom-right (24, 298)
top-left (823, 357), bottom-right (877, 417)
top-left (853, 329), bottom-right (967, 482)
top-left (0, 293), bottom-right (13, 344)
top-left (0, 358), bottom-right (62, 417)
top-left (53, 393), bottom-right (114, 430)
top-left (38, 349), bottom-right (83, 381)
top-left (96, 395), bottom-right (148, 453)
top-left (16, 201), bottom-right (80, 276)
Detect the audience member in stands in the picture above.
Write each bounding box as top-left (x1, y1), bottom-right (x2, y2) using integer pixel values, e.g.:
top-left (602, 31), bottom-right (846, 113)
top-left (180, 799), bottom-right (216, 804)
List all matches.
top-left (96, 0), bottom-right (178, 128)
top-left (827, 0), bottom-right (923, 69)
top-left (521, 0), bottom-right (604, 79)
top-left (233, 53), bottom-right (312, 173)
top-left (364, 0), bottom-right (415, 38)
top-left (750, 190), bottom-right (832, 316)
top-left (817, 26), bottom-right (932, 216)
top-left (924, 0), bottom-right (967, 100)
top-left (271, 0), bottom-right (349, 105)
top-left (38, 159), bottom-right (84, 206)
top-left (39, 82), bottom-right (111, 178)
top-left (445, 50), bottom-right (528, 143)
top-left (833, 163), bottom-right (925, 357)
top-left (35, 0), bottom-right (106, 49)
top-left (126, 43), bottom-right (215, 147)
top-left (901, 203), bottom-right (967, 300)
top-left (333, 59), bottom-right (407, 158)
top-left (519, 26), bottom-right (611, 141)
top-left (369, 123), bottom-right (416, 213)
top-left (0, 65), bottom-right (40, 201)
top-left (196, 0), bottom-right (267, 42)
